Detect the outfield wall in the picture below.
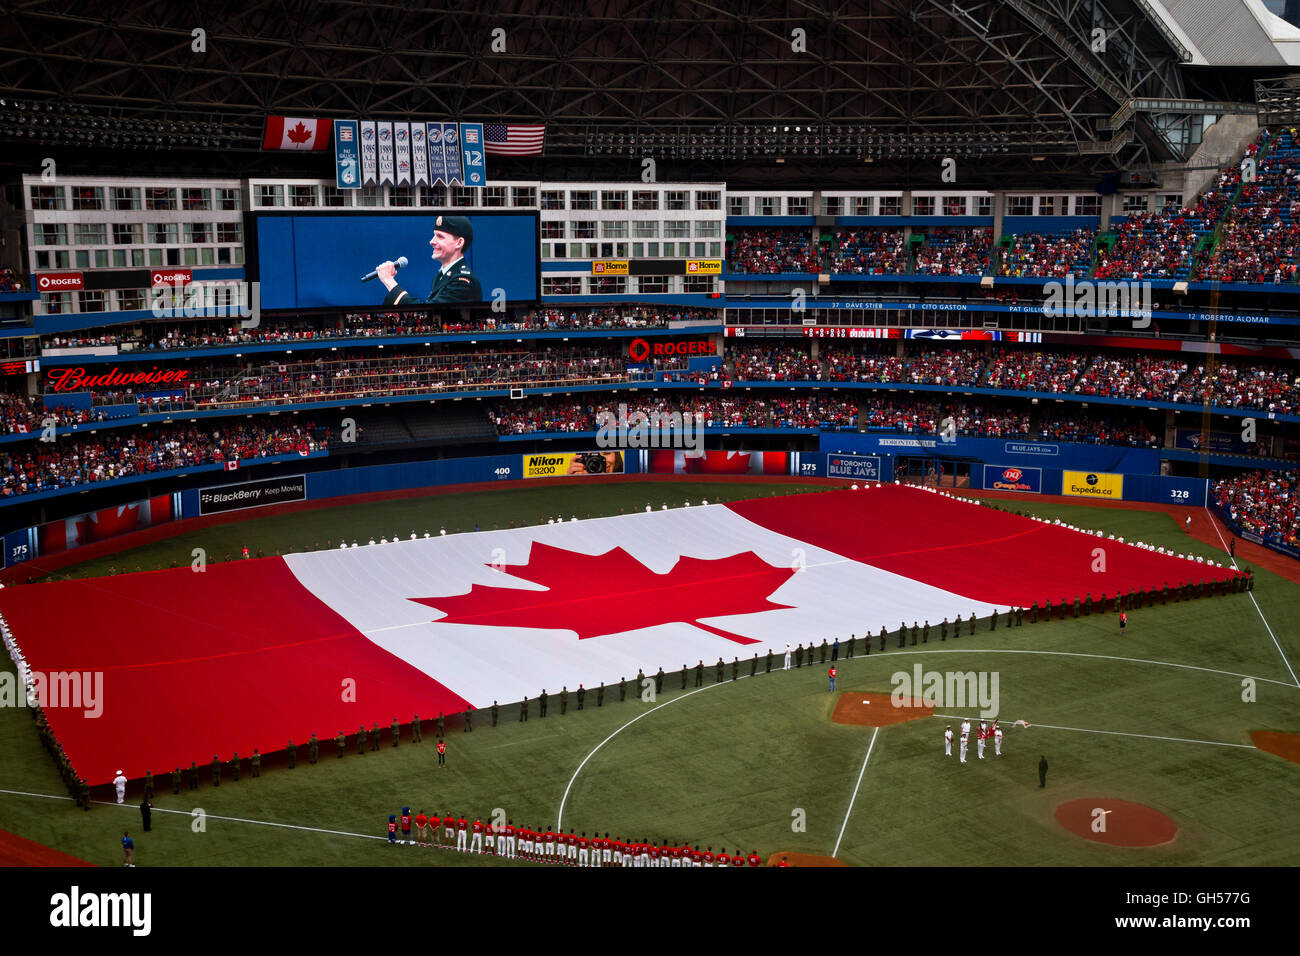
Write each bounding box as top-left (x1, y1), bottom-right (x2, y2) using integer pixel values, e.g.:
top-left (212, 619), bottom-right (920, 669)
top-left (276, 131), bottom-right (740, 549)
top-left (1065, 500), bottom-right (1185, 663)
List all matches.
top-left (1208, 500), bottom-right (1300, 562)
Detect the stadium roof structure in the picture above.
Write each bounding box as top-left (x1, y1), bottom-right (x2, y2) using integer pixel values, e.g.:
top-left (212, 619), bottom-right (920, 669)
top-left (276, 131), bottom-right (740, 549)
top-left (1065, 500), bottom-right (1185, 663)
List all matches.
top-left (0, 0), bottom-right (1276, 186)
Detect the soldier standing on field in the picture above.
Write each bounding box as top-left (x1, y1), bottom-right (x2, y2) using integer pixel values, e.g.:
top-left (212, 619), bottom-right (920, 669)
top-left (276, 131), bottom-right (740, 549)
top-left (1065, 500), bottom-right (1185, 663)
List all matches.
top-left (715, 657), bottom-right (724, 683)
top-left (337, 731), bottom-right (345, 758)
top-left (390, 719), bottom-right (399, 747)
top-left (577, 685), bottom-right (586, 711)
top-left (911, 622), bottom-right (918, 646)
top-left (819, 639), bottom-right (828, 663)
top-left (897, 622), bottom-right (906, 649)
top-left (655, 668), bottom-right (664, 695)
top-left (357, 725), bottom-right (366, 756)
top-left (765, 649), bottom-right (773, 673)
top-left (230, 752), bottom-right (240, 782)
top-left (695, 660), bottom-right (704, 687)
top-left (750, 653), bottom-right (758, 677)
top-left (880, 627), bottom-right (888, 652)
top-left (969, 613), bottom-right (976, 635)
top-left (731, 657), bottom-right (739, 681)
top-left (636, 669), bottom-right (646, 696)
top-left (211, 755), bottom-right (221, 787)
top-left (619, 678), bottom-right (626, 702)
top-left (597, 684), bottom-right (604, 707)
top-left (540, 689), bottom-right (548, 717)
top-left (795, 644), bottom-right (804, 668)
top-left (464, 706), bottom-right (473, 731)
top-left (171, 767), bottom-right (181, 795)
top-left (412, 714), bottom-right (422, 743)
top-left (188, 761), bottom-right (198, 790)
top-left (941, 618), bottom-right (949, 641)
top-left (251, 749), bottom-right (261, 778)
top-left (923, 621), bottom-right (930, 644)
top-left (310, 733), bottom-right (319, 762)
top-left (846, 635), bottom-right (855, 658)
top-left (371, 722), bottom-right (381, 751)
top-left (521, 697), bottom-right (529, 721)
top-left (437, 712), bottom-right (445, 737)
top-left (680, 665), bottom-right (688, 690)
top-left (560, 687), bottom-right (568, 715)
top-left (287, 740), bottom-right (296, 769)
top-left (492, 701), bottom-right (499, 726)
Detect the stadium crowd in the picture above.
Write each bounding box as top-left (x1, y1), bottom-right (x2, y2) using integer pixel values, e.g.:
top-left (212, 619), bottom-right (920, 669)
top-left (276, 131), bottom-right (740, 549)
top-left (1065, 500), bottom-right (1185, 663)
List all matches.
top-left (1, 392), bottom-right (122, 435)
top-left (1213, 469), bottom-right (1300, 546)
top-left (997, 230), bottom-right (1095, 278)
top-left (1, 419), bottom-right (326, 498)
top-left (40, 307), bottom-right (713, 355)
top-left (827, 229), bottom-right (908, 274)
top-left (726, 227), bottom-right (819, 273)
top-left (913, 228), bottom-right (993, 276)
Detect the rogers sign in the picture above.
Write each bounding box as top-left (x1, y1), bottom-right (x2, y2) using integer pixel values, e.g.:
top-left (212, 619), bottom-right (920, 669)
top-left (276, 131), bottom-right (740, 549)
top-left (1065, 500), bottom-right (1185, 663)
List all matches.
top-left (46, 365), bottom-right (191, 393)
top-left (628, 338), bottom-right (713, 362)
top-left (36, 272), bottom-right (83, 292)
top-left (152, 269), bottom-right (192, 286)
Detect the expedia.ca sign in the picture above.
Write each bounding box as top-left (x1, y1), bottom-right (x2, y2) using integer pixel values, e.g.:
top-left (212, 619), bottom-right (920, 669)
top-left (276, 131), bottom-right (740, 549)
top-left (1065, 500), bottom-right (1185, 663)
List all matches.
top-left (627, 338), bottom-right (713, 362)
top-left (1063, 470), bottom-right (1123, 500)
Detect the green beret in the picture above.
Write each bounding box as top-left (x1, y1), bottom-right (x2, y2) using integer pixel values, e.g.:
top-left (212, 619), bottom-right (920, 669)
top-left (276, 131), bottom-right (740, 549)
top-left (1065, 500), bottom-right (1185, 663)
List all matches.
top-left (433, 214), bottom-right (473, 242)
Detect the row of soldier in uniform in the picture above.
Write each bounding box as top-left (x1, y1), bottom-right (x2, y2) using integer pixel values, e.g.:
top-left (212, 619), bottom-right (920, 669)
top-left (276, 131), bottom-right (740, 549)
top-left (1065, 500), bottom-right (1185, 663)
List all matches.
top-left (385, 810), bottom-right (772, 867)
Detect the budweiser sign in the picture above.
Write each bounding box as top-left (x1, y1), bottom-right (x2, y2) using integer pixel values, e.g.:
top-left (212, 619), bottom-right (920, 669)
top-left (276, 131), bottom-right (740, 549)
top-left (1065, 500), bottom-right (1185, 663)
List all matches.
top-left (36, 272), bottom-right (84, 292)
top-left (45, 366), bottom-right (191, 393)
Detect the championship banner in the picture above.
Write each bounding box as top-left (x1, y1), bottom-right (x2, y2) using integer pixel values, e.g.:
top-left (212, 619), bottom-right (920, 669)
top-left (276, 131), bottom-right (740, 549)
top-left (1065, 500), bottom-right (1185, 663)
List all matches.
top-left (360, 121), bottom-right (378, 185)
top-left (377, 121), bottom-right (395, 185)
top-left (459, 122), bottom-right (486, 186)
top-left (1063, 470), bottom-right (1123, 500)
top-left (411, 122), bottom-right (429, 186)
top-left (334, 120), bottom-right (360, 189)
top-left (427, 123), bottom-right (447, 185)
top-left (440, 122), bottom-right (463, 185)
top-left (522, 451), bottom-right (625, 478)
top-left (983, 464), bottom-right (1042, 493)
top-left (394, 122), bottom-right (411, 185)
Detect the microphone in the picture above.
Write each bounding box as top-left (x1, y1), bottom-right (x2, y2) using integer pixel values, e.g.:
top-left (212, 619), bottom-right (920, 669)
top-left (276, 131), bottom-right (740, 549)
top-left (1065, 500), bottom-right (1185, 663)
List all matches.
top-left (360, 256), bottom-right (408, 283)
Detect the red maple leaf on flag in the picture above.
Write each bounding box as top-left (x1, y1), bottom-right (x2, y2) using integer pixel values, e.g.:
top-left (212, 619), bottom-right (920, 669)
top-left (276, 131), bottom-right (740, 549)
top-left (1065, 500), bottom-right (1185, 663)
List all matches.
top-left (286, 121), bottom-right (313, 145)
top-left (408, 542), bottom-right (798, 645)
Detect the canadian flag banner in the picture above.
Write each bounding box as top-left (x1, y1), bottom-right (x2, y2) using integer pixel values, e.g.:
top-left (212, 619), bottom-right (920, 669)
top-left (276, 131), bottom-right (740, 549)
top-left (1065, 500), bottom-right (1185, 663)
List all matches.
top-left (224, 460), bottom-right (239, 471)
top-left (0, 487), bottom-right (1239, 784)
top-left (262, 116), bottom-right (333, 151)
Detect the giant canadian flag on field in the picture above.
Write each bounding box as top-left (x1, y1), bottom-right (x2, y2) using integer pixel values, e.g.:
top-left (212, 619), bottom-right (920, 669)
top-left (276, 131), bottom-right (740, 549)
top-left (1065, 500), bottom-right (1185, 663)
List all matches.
top-left (0, 487), bottom-right (1237, 784)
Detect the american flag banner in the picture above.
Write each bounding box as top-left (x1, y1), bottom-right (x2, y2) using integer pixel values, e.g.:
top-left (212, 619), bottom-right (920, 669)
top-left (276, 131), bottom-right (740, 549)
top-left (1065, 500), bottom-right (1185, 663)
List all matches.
top-left (484, 123), bottom-right (546, 156)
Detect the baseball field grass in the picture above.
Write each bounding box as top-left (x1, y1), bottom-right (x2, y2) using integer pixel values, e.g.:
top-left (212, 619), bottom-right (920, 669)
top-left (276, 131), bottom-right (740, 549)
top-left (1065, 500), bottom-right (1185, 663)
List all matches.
top-left (2, 480), bottom-right (1298, 867)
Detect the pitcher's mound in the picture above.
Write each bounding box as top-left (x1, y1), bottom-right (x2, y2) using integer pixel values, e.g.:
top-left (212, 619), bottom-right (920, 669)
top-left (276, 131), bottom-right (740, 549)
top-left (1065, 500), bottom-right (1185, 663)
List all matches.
top-left (832, 692), bottom-right (934, 727)
top-left (1251, 730), bottom-right (1300, 765)
top-left (1055, 798), bottom-right (1178, 847)
top-left (767, 851), bottom-right (846, 867)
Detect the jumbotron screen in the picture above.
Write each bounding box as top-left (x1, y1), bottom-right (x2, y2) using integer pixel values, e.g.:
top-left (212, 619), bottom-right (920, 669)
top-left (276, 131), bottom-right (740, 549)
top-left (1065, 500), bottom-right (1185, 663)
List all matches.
top-left (252, 211), bottom-right (539, 310)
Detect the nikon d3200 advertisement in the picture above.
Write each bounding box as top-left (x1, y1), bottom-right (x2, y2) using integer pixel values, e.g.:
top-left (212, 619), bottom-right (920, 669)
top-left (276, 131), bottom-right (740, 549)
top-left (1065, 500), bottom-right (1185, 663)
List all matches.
top-left (522, 451), bottom-right (625, 478)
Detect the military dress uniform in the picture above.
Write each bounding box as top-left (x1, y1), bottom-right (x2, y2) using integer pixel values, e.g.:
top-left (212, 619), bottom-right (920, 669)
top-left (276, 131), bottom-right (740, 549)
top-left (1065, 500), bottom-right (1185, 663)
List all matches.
top-left (382, 216), bottom-right (482, 306)
top-left (309, 733), bottom-right (319, 762)
top-left (251, 750), bottom-right (261, 778)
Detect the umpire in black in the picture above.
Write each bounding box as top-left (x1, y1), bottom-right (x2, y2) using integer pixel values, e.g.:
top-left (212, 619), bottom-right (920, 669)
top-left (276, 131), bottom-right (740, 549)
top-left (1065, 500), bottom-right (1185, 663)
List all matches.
top-left (376, 215), bottom-right (483, 305)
